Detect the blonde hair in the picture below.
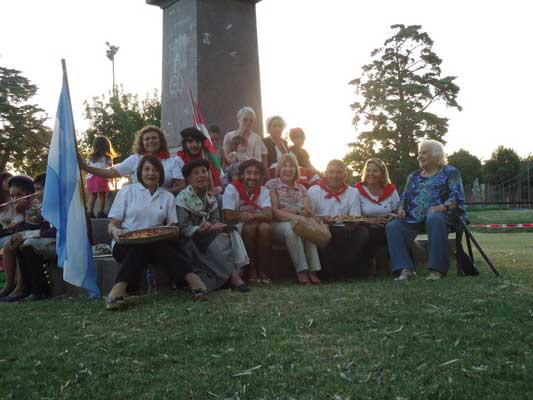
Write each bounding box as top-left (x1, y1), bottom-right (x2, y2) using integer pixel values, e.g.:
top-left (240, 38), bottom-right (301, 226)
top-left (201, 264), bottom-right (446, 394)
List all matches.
top-left (276, 153), bottom-right (300, 183)
top-left (419, 140), bottom-right (447, 167)
top-left (361, 158), bottom-right (392, 187)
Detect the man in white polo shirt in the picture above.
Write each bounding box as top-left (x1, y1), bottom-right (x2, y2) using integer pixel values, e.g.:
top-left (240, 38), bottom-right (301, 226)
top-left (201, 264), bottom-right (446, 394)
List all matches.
top-left (307, 159), bottom-right (369, 278)
top-left (222, 159), bottom-right (272, 283)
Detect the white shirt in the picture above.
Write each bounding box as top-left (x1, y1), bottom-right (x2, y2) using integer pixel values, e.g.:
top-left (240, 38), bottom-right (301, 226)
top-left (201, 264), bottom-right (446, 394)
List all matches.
top-left (357, 185), bottom-right (400, 217)
top-left (222, 183), bottom-right (272, 212)
top-left (223, 130), bottom-right (267, 162)
top-left (307, 185), bottom-right (361, 217)
top-left (113, 154), bottom-right (183, 188)
top-left (87, 156), bottom-right (112, 180)
top-left (108, 183), bottom-right (177, 240)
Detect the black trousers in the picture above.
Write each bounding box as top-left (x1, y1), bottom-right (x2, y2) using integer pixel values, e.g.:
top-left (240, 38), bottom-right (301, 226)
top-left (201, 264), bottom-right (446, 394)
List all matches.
top-left (319, 224), bottom-right (370, 278)
top-left (360, 224), bottom-right (387, 258)
top-left (112, 241), bottom-right (192, 286)
top-left (17, 246), bottom-right (51, 297)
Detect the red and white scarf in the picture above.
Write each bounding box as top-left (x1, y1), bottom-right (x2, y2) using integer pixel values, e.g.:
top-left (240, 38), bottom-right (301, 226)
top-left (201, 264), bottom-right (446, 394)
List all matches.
top-left (317, 178), bottom-right (348, 203)
top-left (354, 182), bottom-right (396, 204)
top-left (232, 179), bottom-right (261, 211)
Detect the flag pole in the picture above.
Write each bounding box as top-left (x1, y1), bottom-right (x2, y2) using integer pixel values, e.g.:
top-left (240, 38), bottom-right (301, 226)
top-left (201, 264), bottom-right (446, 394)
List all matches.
top-left (61, 59), bottom-right (93, 244)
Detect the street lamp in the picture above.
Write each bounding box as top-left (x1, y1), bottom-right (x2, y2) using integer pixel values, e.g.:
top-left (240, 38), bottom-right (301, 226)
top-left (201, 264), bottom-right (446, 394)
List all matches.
top-left (105, 42), bottom-right (119, 95)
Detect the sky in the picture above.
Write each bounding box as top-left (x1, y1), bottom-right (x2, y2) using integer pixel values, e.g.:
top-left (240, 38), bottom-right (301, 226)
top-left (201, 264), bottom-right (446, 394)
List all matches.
top-left (1, 0), bottom-right (532, 171)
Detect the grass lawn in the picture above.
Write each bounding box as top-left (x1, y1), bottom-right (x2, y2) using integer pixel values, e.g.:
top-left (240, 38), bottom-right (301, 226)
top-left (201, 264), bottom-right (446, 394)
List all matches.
top-left (1, 233), bottom-right (533, 399)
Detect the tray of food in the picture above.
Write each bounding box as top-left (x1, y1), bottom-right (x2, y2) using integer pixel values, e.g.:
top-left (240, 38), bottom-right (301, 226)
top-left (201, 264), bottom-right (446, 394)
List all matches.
top-left (119, 226), bottom-right (178, 245)
top-left (333, 216), bottom-right (366, 224)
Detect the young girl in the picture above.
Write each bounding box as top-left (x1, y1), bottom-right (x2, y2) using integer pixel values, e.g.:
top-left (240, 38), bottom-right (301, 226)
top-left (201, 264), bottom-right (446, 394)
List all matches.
top-left (86, 136), bottom-right (117, 218)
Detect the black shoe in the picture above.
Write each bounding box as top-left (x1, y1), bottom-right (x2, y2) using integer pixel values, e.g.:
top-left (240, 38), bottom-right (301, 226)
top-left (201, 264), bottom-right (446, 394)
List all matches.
top-left (232, 284), bottom-right (251, 293)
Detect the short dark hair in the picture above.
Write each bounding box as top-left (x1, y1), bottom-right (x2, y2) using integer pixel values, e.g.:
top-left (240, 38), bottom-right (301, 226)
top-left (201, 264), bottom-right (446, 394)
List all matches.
top-left (208, 125), bottom-right (221, 135)
top-left (8, 175), bottom-right (35, 194)
top-left (180, 127), bottom-right (206, 142)
top-left (136, 155), bottom-right (165, 187)
top-left (182, 159), bottom-right (210, 179)
top-left (238, 159), bottom-right (265, 177)
top-left (34, 173), bottom-right (46, 187)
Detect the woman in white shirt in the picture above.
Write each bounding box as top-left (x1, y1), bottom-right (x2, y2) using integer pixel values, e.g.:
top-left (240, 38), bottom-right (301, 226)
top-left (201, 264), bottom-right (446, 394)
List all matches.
top-left (79, 126), bottom-right (183, 194)
top-left (106, 155), bottom-right (207, 311)
top-left (354, 158), bottom-right (400, 276)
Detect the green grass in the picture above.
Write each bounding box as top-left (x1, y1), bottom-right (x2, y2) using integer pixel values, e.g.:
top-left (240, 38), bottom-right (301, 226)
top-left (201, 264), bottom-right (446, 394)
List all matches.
top-left (467, 209), bottom-right (533, 225)
top-left (1, 233), bottom-right (533, 399)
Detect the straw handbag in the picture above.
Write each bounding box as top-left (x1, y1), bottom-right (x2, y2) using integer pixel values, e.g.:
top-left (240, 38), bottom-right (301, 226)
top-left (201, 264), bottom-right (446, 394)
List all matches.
top-left (290, 217), bottom-right (332, 248)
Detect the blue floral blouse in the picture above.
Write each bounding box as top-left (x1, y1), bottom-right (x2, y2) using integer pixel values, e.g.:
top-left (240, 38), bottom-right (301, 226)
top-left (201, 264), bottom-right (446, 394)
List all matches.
top-left (400, 165), bottom-right (466, 223)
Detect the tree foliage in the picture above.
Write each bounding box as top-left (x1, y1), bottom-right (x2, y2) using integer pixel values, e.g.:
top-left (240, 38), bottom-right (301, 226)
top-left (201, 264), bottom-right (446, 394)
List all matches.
top-left (0, 66), bottom-right (52, 175)
top-left (344, 24), bottom-right (462, 186)
top-left (483, 146), bottom-right (521, 187)
top-left (447, 149), bottom-right (482, 185)
top-left (83, 87), bottom-right (161, 163)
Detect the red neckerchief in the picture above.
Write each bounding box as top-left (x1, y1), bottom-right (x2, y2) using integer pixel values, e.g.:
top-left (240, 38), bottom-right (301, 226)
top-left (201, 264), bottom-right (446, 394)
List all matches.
top-left (232, 179), bottom-right (261, 210)
top-left (318, 178), bottom-right (348, 203)
top-left (355, 182), bottom-right (397, 204)
top-left (144, 152), bottom-right (170, 160)
top-left (297, 167), bottom-right (320, 188)
top-left (177, 150), bottom-right (221, 187)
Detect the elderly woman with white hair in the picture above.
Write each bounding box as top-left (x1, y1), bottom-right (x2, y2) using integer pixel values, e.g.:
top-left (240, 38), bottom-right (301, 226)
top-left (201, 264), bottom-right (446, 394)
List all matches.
top-left (385, 140), bottom-right (466, 281)
top-left (223, 106), bottom-right (267, 168)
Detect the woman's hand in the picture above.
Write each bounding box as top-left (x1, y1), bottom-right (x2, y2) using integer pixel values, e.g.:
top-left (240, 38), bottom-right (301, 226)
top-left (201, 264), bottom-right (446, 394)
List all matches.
top-left (240, 212), bottom-right (255, 223)
top-left (9, 233), bottom-right (23, 248)
top-left (427, 205), bottom-right (446, 215)
top-left (198, 221), bottom-right (213, 233)
top-left (111, 227), bottom-right (123, 243)
top-left (209, 223), bottom-right (227, 232)
top-left (77, 153), bottom-right (88, 171)
top-left (212, 186), bottom-right (223, 196)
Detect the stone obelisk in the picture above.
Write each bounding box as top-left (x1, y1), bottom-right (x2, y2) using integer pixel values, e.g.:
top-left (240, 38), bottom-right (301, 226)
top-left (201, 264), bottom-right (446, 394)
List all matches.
top-left (147, 0), bottom-right (263, 150)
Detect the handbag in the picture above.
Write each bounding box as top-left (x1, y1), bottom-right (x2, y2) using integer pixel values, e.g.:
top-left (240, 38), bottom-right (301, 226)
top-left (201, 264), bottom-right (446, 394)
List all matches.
top-left (290, 217), bottom-right (332, 248)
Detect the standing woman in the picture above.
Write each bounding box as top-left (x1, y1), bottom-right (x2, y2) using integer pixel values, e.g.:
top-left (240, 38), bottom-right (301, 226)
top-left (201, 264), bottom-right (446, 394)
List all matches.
top-left (106, 155), bottom-right (207, 310)
top-left (354, 159), bottom-right (400, 275)
top-left (266, 154), bottom-right (322, 285)
top-left (223, 107), bottom-right (267, 167)
top-left (176, 160), bottom-right (249, 292)
top-left (79, 126), bottom-right (184, 194)
top-left (263, 115), bottom-right (289, 170)
top-left (386, 140), bottom-right (466, 281)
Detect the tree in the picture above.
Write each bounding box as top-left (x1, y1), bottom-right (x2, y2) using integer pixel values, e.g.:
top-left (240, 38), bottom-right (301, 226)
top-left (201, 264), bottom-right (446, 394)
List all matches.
top-left (83, 87), bottom-right (161, 163)
top-left (484, 146), bottom-right (521, 187)
top-left (447, 149), bottom-right (482, 185)
top-left (0, 66), bottom-right (52, 175)
top-left (344, 24), bottom-right (462, 186)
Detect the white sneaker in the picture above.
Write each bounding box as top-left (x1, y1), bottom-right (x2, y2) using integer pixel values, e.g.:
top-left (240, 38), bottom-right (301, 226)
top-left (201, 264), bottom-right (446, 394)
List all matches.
top-left (394, 269), bottom-right (416, 281)
top-left (426, 270), bottom-right (443, 280)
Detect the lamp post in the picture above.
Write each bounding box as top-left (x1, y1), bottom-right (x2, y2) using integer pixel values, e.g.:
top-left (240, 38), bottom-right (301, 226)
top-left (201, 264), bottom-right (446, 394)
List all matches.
top-left (105, 42), bottom-right (119, 95)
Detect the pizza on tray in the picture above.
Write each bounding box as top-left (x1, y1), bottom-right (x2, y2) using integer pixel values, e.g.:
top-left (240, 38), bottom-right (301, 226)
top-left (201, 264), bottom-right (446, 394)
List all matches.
top-left (333, 215), bottom-right (365, 222)
top-left (119, 226), bottom-right (178, 244)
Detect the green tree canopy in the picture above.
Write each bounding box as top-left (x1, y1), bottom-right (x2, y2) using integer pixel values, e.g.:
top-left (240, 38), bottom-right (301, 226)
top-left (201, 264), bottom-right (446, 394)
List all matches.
top-left (483, 146), bottom-right (521, 187)
top-left (83, 87), bottom-right (161, 163)
top-left (344, 24), bottom-right (462, 186)
top-left (0, 65), bottom-right (52, 175)
top-left (447, 149), bottom-right (482, 185)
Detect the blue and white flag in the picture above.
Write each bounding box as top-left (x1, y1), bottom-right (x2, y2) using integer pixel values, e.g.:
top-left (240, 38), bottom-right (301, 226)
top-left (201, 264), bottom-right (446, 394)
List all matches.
top-left (42, 76), bottom-right (100, 298)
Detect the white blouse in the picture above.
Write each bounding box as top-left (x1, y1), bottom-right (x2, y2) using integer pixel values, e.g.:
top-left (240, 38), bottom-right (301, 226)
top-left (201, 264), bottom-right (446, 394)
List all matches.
top-left (357, 185), bottom-right (400, 217)
top-left (113, 154), bottom-right (183, 189)
top-left (108, 183), bottom-right (177, 234)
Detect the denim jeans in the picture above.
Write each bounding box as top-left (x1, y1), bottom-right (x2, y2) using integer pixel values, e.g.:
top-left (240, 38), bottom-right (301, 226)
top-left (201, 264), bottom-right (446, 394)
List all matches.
top-left (385, 212), bottom-right (453, 274)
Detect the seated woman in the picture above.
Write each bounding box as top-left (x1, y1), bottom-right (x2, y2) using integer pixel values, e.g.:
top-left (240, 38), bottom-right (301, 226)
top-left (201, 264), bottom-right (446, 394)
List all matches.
top-left (0, 175), bottom-right (42, 300)
top-left (386, 140), bottom-right (466, 281)
top-left (266, 154), bottom-right (321, 285)
top-left (288, 127), bottom-right (321, 188)
top-left (354, 159), bottom-right (400, 276)
top-left (263, 115), bottom-right (289, 171)
top-left (176, 159), bottom-right (249, 292)
top-left (106, 155), bottom-right (207, 311)
top-left (79, 126), bottom-right (183, 194)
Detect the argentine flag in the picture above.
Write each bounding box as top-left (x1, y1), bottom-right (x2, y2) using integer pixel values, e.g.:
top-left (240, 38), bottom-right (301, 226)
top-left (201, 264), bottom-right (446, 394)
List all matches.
top-left (42, 74), bottom-right (100, 298)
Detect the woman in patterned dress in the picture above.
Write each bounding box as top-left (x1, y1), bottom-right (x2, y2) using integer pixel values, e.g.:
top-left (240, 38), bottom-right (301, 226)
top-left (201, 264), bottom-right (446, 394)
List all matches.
top-left (385, 140), bottom-right (466, 281)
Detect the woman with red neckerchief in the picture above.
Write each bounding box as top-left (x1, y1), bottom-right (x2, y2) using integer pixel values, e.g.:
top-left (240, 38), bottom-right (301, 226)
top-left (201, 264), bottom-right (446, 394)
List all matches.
top-left (78, 126), bottom-right (183, 195)
top-left (354, 158), bottom-right (400, 277)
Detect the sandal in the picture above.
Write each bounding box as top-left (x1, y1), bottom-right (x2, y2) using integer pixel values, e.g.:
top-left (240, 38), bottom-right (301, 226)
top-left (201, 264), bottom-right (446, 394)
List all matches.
top-left (105, 296), bottom-right (127, 311)
top-left (192, 288), bottom-right (208, 302)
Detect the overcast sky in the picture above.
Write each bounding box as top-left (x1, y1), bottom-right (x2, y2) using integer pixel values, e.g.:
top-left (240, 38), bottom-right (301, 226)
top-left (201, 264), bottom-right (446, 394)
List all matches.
top-left (1, 0), bottom-right (532, 170)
